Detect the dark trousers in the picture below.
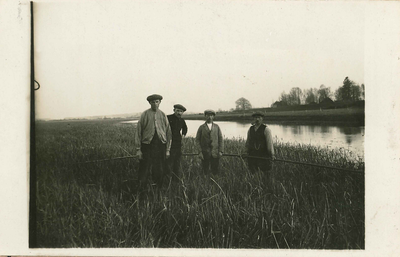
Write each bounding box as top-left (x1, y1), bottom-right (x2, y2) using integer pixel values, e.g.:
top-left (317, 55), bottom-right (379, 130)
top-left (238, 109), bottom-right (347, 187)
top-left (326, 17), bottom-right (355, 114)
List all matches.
top-left (138, 135), bottom-right (166, 187)
top-left (202, 153), bottom-right (220, 175)
top-left (167, 147), bottom-right (182, 180)
top-left (247, 149), bottom-right (272, 173)
top-left (248, 150), bottom-right (273, 191)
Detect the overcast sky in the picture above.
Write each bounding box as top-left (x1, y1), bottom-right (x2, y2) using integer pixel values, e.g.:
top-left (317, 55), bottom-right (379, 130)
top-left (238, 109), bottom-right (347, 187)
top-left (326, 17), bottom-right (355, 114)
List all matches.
top-left (34, 0), bottom-right (365, 120)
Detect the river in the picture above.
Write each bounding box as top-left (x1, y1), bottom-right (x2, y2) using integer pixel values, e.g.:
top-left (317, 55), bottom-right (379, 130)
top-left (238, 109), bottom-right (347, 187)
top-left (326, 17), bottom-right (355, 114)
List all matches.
top-left (121, 120), bottom-right (364, 158)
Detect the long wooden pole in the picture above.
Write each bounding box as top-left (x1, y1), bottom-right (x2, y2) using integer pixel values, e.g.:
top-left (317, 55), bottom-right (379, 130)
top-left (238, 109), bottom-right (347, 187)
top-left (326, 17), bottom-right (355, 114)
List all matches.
top-left (77, 153), bottom-right (364, 174)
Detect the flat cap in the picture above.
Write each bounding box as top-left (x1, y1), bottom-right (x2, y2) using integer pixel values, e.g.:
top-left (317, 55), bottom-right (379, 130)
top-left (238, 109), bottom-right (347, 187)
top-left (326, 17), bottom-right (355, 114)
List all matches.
top-left (174, 104), bottom-right (186, 112)
top-left (146, 94), bottom-right (163, 102)
top-left (204, 109), bottom-right (216, 115)
top-left (252, 112), bottom-right (264, 117)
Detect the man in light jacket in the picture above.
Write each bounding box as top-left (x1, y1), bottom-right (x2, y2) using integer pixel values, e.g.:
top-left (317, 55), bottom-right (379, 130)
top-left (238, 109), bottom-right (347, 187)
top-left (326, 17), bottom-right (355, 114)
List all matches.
top-left (196, 109), bottom-right (224, 175)
top-left (135, 94), bottom-right (172, 188)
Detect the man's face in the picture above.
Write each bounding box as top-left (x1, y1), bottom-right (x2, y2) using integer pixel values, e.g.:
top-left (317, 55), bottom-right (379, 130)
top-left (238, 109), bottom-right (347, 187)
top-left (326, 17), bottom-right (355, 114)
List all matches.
top-left (174, 108), bottom-right (184, 117)
top-left (149, 100), bottom-right (161, 111)
top-left (253, 116), bottom-right (263, 125)
top-left (205, 113), bottom-right (214, 123)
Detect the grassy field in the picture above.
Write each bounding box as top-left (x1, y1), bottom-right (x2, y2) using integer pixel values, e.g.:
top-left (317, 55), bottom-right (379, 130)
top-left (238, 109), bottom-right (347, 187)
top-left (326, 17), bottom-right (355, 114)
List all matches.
top-left (184, 107), bottom-right (364, 125)
top-left (33, 119), bottom-right (364, 249)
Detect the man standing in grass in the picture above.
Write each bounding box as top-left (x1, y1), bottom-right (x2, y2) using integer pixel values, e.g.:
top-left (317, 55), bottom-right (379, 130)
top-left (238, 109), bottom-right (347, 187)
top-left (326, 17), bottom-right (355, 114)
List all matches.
top-left (136, 94), bottom-right (172, 188)
top-left (167, 104), bottom-right (188, 181)
top-left (196, 109), bottom-right (224, 175)
top-left (245, 112), bottom-right (275, 173)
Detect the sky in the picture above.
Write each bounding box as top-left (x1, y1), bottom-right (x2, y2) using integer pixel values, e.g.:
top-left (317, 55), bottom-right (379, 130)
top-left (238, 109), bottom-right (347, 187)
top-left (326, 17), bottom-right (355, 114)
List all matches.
top-left (34, 0), bottom-right (365, 120)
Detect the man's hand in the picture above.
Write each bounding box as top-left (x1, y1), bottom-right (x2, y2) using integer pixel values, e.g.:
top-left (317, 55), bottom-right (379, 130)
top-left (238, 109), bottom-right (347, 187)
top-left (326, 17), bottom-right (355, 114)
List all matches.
top-left (219, 152), bottom-right (223, 158)
top-left (137, 149), bottom-right (143, 160)
top-left (166, 150), bottom-right (170, 159)
top-left (198, 152), bottom-right (204, 160)
top-left (271, 156), bottom-right (276, 161)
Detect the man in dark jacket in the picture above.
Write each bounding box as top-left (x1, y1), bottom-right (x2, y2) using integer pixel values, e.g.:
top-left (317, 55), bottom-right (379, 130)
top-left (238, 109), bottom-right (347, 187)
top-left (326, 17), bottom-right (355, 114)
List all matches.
top-left (167, 104), bottom-right (188, 181)
top-left (245, 112), bottom-right (275, 173)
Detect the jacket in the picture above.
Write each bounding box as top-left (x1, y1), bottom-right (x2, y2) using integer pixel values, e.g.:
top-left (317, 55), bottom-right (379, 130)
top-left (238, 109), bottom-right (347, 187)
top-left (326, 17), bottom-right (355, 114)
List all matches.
top-left (135, 108), bottom-right (172, 151)
top-left (196, 122), bottom-right (224, 158)
top-left (167, 114), bottom-right (188, 149)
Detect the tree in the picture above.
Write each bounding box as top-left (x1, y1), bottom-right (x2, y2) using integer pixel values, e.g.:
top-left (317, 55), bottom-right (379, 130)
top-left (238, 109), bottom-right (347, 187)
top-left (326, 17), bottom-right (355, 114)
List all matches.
top-left (279, 91), bottom-right (289, 105)
top-left (289, 87), bottom-right (303, 105)
top-left (235, 97), bottom-right (252, 110)
top-left (350, 84), bottom-right (362, 101)
top-left (339, 77), bottom-right (352, 101)
top-left (318, 84), bottom-right (332, 103)
top-left (335, 77), bottom-right (362, 102)
top-left (305, 88), bottom-right (319, 104)
top-left (279, 88), bottom-right (302, 106)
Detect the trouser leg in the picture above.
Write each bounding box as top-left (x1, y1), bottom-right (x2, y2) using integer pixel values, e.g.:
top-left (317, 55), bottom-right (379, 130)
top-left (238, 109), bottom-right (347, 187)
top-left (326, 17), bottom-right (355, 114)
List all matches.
top-left (202, 154), bottom-right (210, 175)
top-left (152, 159), bottom-right (164, 187)
top-left (168, 147), bottom-right (181, 180)
top-left (138, 143), bottom-right (151, 186)
top-left (138, 160), bottom-right (150, 182)
top-left (250, 150), bottom-right (271, 171)
top-left (151, 136), bottom-right (166, 188)
top-left (172, 149), bottom-right (182, 180)
top-left (255, 152), bottom-right (273, 191)
top-left (259, 159), bottom-right (272, 172)
top-left (248, 151), bottom-right (258, 173)
top-left (247, 158), bottom-right (256, 173)
top-left (211, 157), bottom-right (220, 175)
top-left (166, 151), bottom-right (173, 176)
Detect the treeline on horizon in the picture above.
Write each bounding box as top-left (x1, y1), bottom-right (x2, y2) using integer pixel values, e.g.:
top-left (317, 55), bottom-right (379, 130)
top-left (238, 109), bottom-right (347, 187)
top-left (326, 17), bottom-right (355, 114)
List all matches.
top-left (273, 77), bottom-right (364, 108)
top-left (226, 77), bottom-right (365, 114)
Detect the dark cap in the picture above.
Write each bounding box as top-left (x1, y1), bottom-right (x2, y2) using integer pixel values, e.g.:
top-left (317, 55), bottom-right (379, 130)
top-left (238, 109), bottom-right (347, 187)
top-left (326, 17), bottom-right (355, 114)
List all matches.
top-left (147, 94), bottom-right (163, 102)
top-left (173, 104), bottom-right (186, 112)
top-left (204, 109), bottom-right (216, 115)
top-left (252, 112), bottom-right (264, 117)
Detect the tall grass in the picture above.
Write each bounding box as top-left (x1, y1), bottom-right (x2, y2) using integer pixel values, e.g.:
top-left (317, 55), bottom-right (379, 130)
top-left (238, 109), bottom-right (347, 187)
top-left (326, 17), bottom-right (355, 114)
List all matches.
top-left (34, 119), bottom-right (364, 249)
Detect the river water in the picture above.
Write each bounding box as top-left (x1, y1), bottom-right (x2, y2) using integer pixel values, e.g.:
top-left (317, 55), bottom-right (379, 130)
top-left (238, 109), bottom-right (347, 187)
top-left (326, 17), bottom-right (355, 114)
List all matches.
top-left (121, 120), bottom-right (364, 158)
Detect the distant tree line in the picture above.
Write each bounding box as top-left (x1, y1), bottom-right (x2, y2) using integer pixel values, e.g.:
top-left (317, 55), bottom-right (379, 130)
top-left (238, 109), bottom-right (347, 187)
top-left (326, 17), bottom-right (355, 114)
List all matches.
top-left (232, 77), bottom-right (364, 112)
top-left (272, 77), bottom-right (365, 107)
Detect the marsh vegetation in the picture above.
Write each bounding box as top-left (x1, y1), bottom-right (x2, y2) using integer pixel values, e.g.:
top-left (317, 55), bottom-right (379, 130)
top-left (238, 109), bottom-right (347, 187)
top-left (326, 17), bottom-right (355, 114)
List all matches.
top-left (34, 119), bottom-right (364, 249)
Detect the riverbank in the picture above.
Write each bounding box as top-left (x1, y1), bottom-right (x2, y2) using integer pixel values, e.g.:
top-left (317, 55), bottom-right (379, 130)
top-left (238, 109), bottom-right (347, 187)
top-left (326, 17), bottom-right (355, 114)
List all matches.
top-left (184, 107), bottom-right (364, 126)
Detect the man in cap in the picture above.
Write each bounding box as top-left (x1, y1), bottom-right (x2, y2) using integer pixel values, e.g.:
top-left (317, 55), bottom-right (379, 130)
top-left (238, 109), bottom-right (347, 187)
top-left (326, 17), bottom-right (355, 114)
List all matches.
top-left (167, 104), bottom-right (188, 181)
top-left (245, 112), bottom-right (275, 174)
top-left (196, 109), bottom-right (224, 175)
top-left (135, 94), bottom-right (172, 188)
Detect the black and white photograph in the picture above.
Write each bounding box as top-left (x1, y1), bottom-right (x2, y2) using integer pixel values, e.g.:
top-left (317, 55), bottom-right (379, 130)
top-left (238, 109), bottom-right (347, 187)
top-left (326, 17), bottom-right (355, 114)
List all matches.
top-left (1, 0), bottom-right (400, 256)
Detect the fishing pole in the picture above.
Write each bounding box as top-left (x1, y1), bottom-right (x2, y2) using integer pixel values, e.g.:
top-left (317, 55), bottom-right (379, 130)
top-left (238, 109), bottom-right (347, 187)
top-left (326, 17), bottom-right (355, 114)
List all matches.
top-left (78, 155), bottom-right (137, 164)
top-left (220, 153), bottom-right (363, 174)
top-left (77, 152), bottom-right (364, 174)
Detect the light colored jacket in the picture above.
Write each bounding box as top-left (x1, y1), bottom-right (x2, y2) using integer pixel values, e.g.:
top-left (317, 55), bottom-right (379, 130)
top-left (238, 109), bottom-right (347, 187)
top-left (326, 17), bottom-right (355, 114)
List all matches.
top-left (196, 122), bottom-right (224, 158)
top-left (135, 108), bottom-right (172, 151)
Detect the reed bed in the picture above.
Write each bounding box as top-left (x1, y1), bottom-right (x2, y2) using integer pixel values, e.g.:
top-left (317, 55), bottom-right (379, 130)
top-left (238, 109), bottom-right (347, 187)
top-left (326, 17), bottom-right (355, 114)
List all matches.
top-left (34, 120), bottom-right (364, 249)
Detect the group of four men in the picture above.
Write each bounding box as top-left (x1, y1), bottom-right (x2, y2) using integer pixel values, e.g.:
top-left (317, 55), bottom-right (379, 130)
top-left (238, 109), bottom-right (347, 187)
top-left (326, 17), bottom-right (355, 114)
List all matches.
top-left (135, 94), bottom-right (275, 187)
